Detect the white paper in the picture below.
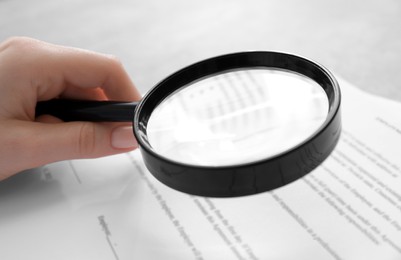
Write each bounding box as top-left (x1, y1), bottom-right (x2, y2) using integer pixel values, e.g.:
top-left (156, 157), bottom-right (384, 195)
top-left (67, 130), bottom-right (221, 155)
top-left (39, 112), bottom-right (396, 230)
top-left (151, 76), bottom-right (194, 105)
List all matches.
top-left (1, 77), bottom-right (401, 259)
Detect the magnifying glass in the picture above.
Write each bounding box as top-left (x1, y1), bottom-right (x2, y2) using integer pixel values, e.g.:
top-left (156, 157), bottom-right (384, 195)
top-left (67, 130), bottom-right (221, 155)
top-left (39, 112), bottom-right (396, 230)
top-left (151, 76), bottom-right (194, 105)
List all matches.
top-left (36, 51), bottom-right (341, 197)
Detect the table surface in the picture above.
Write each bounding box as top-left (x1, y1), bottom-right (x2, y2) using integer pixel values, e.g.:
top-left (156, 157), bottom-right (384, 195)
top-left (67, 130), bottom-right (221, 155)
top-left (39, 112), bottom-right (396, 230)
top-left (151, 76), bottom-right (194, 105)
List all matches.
top-left (1, 0), bottom-right (400, 101)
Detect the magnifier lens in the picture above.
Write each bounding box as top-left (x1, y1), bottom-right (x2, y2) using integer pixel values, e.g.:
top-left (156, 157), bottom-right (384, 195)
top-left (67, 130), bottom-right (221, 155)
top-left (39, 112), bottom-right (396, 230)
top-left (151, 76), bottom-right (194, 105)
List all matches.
top-left (147, 69), bottom-right (329, 166)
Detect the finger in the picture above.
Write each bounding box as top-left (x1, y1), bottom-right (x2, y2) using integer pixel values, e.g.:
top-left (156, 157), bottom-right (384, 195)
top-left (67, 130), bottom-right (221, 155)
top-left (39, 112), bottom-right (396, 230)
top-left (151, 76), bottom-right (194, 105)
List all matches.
top-left (37, 42), bottom-right (142, 101)
top-left (59, 85), bottom-right (108, 100)
top-left (1, 37), bottom-right (141, 102)
top-left (0, 119), bottom-right (138, 180)
top-left (35, 114), bottom-right (63, 123)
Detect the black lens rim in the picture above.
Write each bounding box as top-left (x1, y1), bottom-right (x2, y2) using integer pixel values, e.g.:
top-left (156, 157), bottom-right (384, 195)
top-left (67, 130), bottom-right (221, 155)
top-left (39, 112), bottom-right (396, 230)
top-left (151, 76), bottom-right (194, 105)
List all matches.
top-left (133, 51), bottom-right (341, 197)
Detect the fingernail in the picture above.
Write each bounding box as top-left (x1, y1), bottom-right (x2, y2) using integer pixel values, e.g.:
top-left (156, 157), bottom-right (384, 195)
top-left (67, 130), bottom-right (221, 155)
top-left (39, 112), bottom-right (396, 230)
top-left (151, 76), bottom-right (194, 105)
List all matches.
top-left (111, 126), bottom-right (138, 149)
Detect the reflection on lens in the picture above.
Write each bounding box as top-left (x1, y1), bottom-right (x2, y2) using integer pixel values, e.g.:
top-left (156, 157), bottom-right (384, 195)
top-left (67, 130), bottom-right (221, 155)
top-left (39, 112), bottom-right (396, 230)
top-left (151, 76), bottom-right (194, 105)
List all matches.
top-left (146, 69), bottom-right (329, 166)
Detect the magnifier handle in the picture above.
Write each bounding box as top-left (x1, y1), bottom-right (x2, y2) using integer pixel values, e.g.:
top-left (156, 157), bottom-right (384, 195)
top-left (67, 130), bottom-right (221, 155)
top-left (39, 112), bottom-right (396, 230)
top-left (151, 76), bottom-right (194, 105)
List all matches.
top-left (35, 99), bottom-right (138, 122)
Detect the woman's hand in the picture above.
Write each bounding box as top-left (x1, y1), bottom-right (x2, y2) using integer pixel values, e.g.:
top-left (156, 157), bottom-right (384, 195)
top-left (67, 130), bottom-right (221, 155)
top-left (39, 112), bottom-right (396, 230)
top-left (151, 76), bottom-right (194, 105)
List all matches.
top-left (0, 37), bottom-right (141, 180)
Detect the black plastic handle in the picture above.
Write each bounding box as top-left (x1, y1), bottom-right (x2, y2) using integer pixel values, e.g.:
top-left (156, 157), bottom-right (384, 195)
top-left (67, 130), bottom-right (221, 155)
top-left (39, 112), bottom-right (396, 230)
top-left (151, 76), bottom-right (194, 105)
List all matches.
top-left (35, 99), bottom-right (138, 122)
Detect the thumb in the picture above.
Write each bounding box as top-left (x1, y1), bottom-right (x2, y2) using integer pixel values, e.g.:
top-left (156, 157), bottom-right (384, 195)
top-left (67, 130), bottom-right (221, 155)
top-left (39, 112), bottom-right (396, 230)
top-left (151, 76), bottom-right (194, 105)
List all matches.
top-left (0, 120), bottom-right (138, 179)
top-left (58, 121), bottom-right (138, 158)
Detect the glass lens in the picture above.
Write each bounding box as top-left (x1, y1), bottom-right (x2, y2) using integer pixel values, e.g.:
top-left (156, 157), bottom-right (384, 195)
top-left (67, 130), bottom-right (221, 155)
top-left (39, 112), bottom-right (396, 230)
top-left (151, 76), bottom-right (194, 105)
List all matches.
top-left (146, 69), bottom-right (329, 166)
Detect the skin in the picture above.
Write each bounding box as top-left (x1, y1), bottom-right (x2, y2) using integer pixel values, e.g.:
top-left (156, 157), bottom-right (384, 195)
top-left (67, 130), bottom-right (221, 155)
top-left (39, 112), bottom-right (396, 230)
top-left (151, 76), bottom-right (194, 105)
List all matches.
top-left (0, 37), bottom-right (141, 180)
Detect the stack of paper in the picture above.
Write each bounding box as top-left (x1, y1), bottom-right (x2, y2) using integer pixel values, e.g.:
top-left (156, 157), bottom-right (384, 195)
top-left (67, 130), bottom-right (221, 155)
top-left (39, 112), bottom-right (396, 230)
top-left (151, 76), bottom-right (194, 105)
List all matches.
top-left (0, 78), bottom-right (400, 259)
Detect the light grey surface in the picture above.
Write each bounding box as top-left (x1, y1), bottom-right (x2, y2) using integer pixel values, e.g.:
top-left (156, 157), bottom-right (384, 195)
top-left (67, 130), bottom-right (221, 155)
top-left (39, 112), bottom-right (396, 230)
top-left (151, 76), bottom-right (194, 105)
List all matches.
top-left (1, 0), bottom-right (400, 100)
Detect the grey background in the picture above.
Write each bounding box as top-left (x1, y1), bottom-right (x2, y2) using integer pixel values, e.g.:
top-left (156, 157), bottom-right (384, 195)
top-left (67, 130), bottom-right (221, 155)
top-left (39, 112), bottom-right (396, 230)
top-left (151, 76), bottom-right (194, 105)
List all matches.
top-left (1, 0), bottom-right (400, 100)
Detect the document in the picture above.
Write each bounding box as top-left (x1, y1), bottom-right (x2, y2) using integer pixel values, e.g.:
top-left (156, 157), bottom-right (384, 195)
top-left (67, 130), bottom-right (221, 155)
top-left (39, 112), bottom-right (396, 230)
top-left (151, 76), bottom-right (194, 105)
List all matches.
top-left (1, 77), bottom-right (401, 259)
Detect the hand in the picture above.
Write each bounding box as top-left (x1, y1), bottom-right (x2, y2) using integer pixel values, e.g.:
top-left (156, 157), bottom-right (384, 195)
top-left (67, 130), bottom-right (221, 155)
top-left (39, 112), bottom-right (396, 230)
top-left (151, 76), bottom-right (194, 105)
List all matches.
top-left (0, 37), bottom-right (141, 180)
